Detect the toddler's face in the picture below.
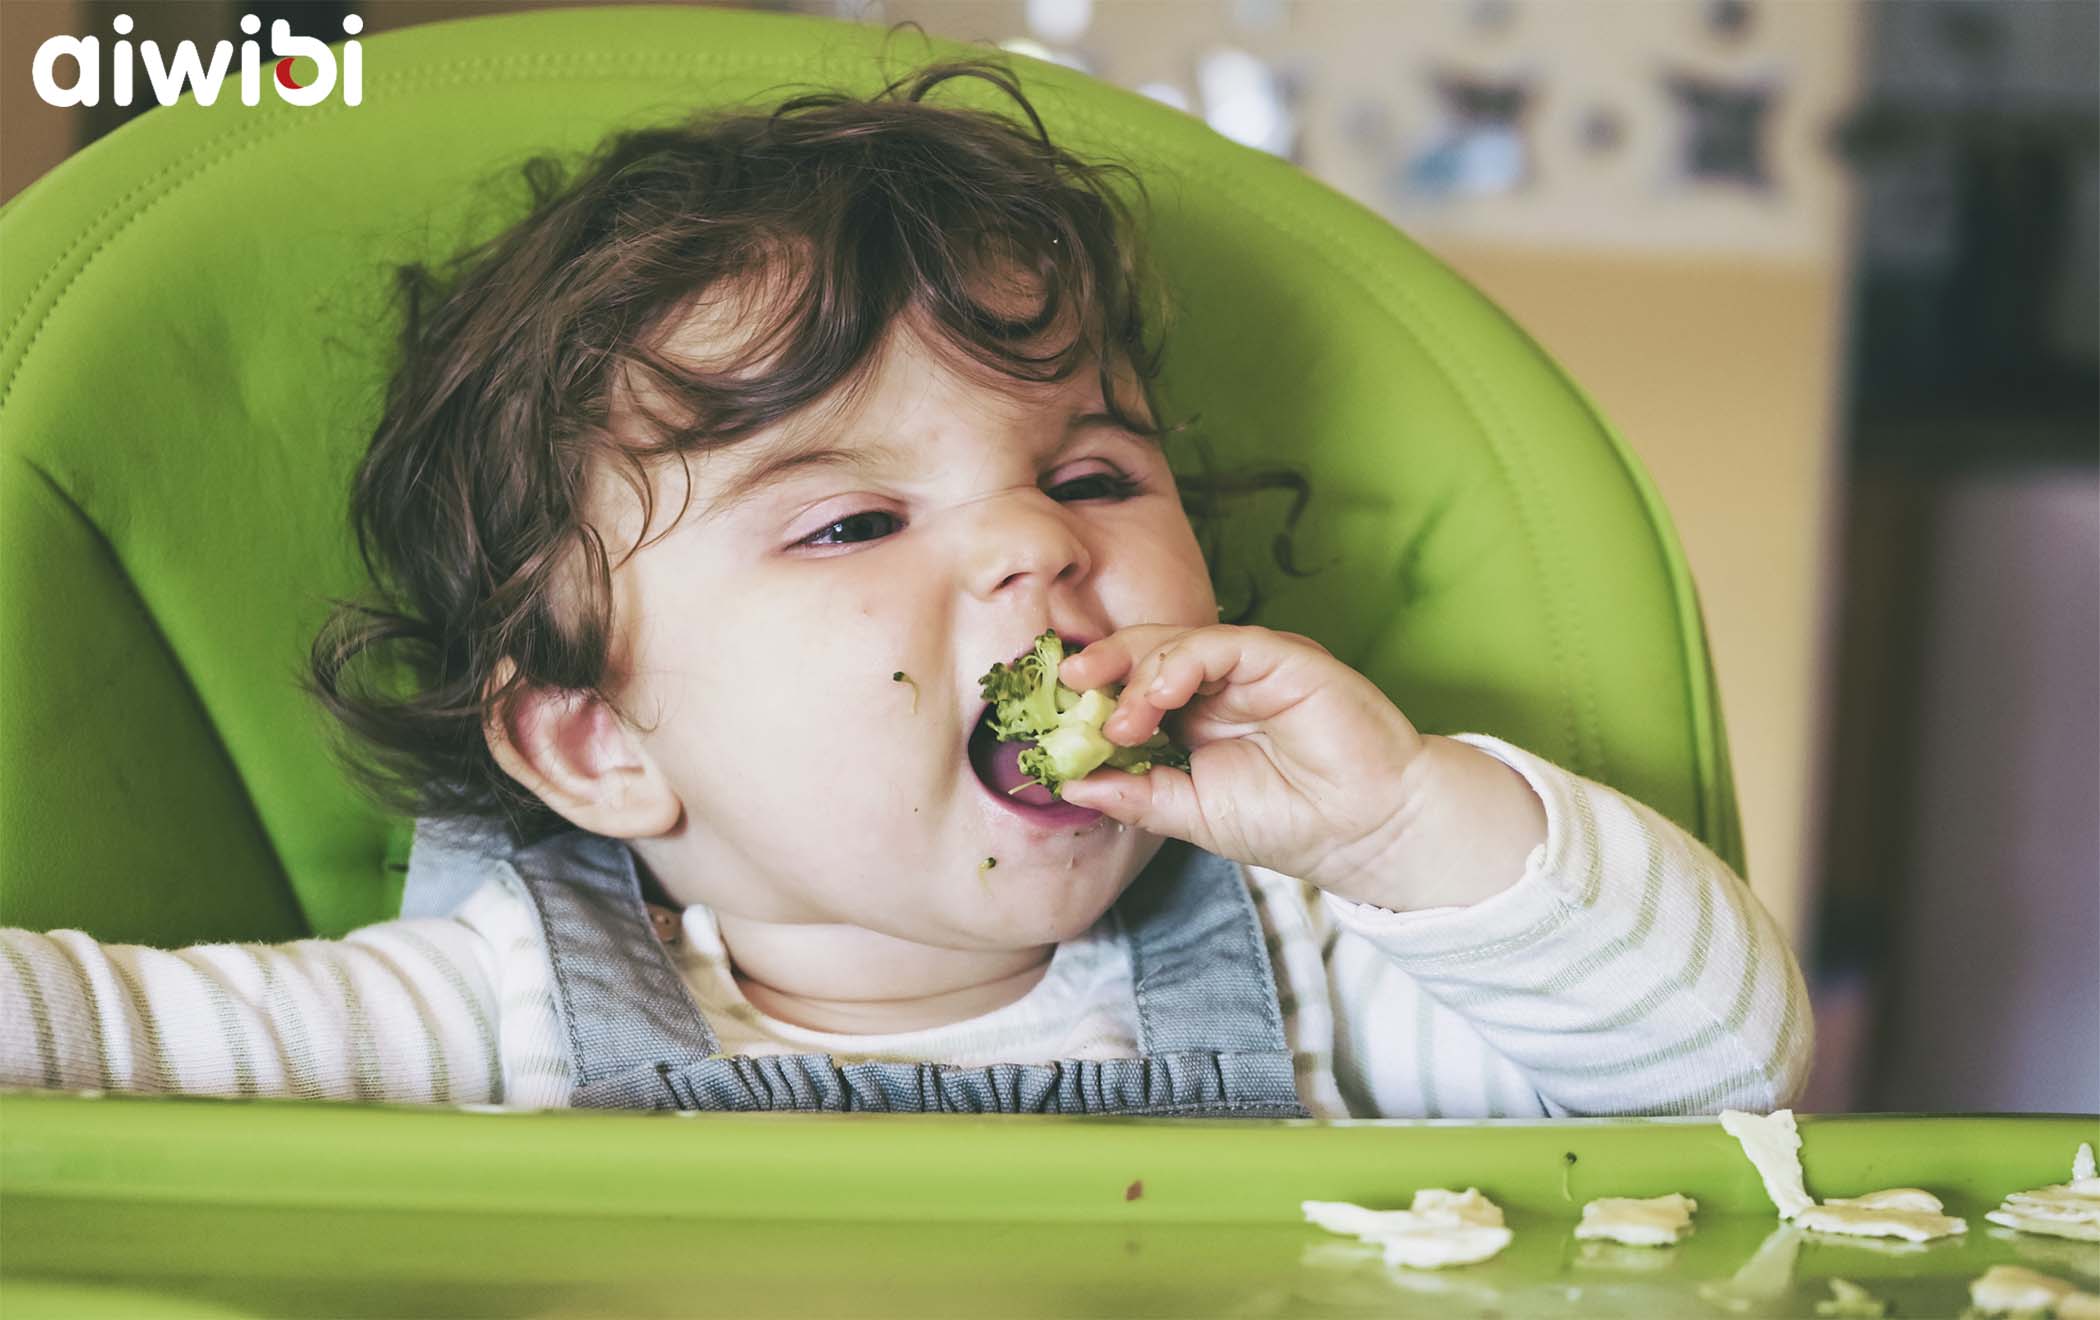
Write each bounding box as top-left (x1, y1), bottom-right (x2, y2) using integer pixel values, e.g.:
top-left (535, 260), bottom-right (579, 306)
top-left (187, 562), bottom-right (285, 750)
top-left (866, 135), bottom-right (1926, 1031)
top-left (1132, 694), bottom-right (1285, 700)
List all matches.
top-left (578, 304), bottom-right (1217, 954)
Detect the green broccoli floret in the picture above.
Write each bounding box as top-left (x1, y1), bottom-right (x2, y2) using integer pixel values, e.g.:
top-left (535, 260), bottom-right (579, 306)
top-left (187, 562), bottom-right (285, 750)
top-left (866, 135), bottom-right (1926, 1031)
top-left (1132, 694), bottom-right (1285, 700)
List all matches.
top-left (977, 630), bottom-right (1193, 797)
top-left (977, 631), bottom-right (1066, 740)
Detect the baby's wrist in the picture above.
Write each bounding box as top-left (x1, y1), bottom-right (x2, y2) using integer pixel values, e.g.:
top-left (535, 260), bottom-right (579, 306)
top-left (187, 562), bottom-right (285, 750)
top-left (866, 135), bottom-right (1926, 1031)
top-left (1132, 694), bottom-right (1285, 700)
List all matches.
top-left (1335, 736), bottom-right (1547, 913)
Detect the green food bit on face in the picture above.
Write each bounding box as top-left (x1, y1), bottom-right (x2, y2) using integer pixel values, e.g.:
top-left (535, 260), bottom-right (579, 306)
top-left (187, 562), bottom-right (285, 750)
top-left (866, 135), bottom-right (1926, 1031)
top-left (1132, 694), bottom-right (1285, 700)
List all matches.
top-left (976, 630), bottom-right (1191, 797)
top-left (891, 669), bottom-right (918, 714)
top-left (979, 857), bottom-right (997, 872)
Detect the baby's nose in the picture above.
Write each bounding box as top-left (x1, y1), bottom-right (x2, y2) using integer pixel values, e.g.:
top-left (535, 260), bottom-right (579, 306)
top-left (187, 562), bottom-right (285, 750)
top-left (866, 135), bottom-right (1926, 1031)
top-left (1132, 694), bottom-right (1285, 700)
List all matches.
top-left (967, 493), bottom-right (1093, 599)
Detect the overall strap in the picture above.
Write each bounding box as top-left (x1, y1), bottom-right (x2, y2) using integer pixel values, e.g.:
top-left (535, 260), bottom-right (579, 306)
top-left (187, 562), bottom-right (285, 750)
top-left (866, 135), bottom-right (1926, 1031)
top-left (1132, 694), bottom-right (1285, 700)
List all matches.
top-left (400, 814), bottom-right (515, 920)
top-left (506, 828), bottom-right (719, 1086)
top-left (1118, 840), bottom-right (1295, 1058)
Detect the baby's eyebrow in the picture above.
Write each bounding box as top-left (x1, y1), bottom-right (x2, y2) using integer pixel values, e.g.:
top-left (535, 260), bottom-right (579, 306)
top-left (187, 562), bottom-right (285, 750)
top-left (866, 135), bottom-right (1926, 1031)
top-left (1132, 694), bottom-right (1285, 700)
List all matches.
top-left (700, 441), bottom-right (893, 518)
top-left (700, 408), bottom-right (1151, 516)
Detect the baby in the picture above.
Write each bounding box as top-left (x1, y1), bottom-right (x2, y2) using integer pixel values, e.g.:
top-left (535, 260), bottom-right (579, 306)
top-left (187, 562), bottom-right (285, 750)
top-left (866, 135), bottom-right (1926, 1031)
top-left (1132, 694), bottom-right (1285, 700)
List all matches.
top-left (0, 57), bottom-right (1810, 1118)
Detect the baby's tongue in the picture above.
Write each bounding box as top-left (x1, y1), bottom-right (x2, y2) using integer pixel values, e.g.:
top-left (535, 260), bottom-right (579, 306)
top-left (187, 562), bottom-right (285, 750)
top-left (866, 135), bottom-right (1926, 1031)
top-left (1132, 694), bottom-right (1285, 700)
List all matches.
top-left (968, 720), bottom-right (1069, 809)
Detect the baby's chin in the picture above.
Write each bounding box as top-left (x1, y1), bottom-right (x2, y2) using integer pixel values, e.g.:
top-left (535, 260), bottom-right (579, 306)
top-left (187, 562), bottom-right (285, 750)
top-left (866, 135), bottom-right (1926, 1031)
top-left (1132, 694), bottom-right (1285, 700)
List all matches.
top-left (935, 830), bottom-right (1164, 948)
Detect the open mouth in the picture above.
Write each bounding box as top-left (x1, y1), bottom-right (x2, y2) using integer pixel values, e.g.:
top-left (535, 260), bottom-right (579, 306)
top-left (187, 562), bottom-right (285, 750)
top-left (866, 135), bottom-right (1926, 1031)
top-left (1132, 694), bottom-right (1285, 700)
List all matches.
top-left (967, 634), bottom-right (1104, 829)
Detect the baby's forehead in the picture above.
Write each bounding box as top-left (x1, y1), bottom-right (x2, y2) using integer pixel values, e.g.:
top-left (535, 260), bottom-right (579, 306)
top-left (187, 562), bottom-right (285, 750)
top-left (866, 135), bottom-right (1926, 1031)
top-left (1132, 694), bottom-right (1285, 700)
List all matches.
top-left (652, 281), bottom-right (1104, 409)
top-left (593, 298), bottom-right (1140, 524)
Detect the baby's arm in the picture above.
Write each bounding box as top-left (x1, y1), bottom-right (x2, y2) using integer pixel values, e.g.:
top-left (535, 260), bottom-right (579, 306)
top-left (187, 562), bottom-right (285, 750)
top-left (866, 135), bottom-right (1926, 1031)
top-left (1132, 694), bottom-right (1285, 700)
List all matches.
top-left (1306, 733), bottom-right (1812, 1118)
top-left (0, 904), bottom-right (505, 1104)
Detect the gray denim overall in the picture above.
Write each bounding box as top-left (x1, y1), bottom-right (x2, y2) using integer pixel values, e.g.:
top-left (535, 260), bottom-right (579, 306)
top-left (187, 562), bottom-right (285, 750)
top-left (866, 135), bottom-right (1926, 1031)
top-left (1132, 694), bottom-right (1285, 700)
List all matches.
top-left (403, 816), bottom-right (1310, 1118)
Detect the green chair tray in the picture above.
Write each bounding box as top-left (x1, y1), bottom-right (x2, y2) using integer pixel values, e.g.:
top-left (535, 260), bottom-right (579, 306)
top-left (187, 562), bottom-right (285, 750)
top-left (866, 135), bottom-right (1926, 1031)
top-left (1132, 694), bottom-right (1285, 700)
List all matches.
top-left (4, 1092), bottom-right (2092, 1318)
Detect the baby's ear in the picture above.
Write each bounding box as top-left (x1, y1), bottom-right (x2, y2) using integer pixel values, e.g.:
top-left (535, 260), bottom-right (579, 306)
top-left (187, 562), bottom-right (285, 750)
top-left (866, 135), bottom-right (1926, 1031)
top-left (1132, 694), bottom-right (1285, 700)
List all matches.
top-left (482, 657), bottom-right (681, 840)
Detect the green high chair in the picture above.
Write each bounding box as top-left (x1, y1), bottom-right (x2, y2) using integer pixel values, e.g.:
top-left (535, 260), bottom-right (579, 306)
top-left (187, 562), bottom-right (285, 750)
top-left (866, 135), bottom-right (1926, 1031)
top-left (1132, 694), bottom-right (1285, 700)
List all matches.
top-left (30, 9), bottom-right (2069, 1319)
top-left (0, 5), bottom-right (1744, 946)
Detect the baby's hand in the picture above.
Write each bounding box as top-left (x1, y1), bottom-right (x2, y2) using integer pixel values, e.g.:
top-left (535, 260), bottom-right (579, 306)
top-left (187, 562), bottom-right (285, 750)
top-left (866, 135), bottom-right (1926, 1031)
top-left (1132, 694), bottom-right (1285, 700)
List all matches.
top-left (1056, 625), bottom-right (1545, 911)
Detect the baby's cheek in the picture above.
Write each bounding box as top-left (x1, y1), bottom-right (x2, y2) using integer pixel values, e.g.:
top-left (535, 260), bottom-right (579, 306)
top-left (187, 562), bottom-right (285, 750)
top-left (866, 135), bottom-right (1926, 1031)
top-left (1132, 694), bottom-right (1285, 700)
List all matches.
top-left (1098, 523), bottom-right (1215, 628)
top-left (1157, 515), bottom-right (1220, 608)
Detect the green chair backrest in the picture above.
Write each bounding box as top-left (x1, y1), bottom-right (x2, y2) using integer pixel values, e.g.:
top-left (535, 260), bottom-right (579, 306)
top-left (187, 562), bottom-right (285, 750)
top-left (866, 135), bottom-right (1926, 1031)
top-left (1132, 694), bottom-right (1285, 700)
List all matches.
top-left (0, 5), bottom-right (1743, 945)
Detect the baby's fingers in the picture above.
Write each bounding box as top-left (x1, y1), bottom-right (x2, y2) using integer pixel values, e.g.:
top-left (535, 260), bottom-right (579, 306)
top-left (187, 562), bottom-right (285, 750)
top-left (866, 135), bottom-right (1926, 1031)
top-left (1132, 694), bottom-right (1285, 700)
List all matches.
top-left (1057, 764), bottom-right (1207, 848)
top-left (1103, 654), bottom-right (1203, 744)
top-left (1058, 625), bottom-right (1189, 694)
top-left (1109, 626), bottom-right (1296, 742)
top-left (1061, 625), bottom-right (1323, 749)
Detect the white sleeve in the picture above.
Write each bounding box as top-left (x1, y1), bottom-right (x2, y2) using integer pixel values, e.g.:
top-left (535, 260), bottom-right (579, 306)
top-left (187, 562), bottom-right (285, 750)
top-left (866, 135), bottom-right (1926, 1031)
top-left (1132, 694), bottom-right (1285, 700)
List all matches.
top-left (452, 869), bottom-right (577, 1108)
top-left (1308, 733), bottom-right (1813, 1118)
top-left (0, 900), bottom-right (508, 1104)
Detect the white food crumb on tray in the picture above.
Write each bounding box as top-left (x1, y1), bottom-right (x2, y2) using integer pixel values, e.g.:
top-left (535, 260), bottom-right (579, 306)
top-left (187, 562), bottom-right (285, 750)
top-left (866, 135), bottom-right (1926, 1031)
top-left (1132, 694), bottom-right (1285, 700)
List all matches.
top-left (1574, 1193), bottom-right (1698, 1246)
top-left (1795, 1188), bottom-right (1967, 1243)
top-left (1969, 1264), bottom-right (2100, 1317)
top-left (1301, 1187), bottom-right (1513, 1270)
top-left (1718, 1107), bottom-right (1969, 1242)
top-left (1981, 1142), bottom-right (2100, 1244)
top-left (1985, 1206), bottom-right (2100, 1243)
top-left (1719, 1108), bottom-right (1815, 1219)
top-left (1376, 1224), bottom-right (1516, 1270)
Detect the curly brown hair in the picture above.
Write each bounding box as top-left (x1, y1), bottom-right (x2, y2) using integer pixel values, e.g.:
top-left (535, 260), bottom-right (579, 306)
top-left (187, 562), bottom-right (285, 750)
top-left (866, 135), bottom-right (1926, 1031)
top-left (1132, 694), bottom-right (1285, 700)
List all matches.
top-left (302, 49), bottom-right (1308, 850)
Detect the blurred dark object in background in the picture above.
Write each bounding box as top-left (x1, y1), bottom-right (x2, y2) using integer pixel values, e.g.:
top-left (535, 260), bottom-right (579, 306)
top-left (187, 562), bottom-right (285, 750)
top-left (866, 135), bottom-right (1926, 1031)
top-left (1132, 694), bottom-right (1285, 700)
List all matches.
top-left (1808, 0), bottom-right (2096, 1114)
top-left (1830, 1), bottom-right (2096, 468)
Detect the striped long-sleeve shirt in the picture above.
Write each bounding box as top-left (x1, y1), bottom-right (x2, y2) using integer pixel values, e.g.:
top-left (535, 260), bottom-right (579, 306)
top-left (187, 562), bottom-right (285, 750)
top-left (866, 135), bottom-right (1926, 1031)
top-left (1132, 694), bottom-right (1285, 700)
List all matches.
top-left (0, 733), bottom-right (1813, 1117)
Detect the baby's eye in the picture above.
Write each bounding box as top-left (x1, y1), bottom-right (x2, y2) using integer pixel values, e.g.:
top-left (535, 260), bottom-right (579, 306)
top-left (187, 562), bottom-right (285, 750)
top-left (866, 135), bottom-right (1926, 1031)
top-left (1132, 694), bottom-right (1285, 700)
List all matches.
top-left (1049, 469), bottom-right (1138, 502)
top-left (799, 510), bottom-right (902, 548)
top-left (792, 470), bottom-right (1131, 549)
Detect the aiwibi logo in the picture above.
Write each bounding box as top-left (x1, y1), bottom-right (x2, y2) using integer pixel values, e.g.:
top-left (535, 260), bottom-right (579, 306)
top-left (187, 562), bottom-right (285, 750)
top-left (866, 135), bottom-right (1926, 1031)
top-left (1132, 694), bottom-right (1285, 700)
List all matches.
top-left (33, 12), bottom-right (364, 109)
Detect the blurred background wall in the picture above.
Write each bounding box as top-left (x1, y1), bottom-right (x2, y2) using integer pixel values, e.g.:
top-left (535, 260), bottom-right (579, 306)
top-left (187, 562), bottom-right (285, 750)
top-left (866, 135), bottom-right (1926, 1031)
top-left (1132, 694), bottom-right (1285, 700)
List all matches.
top-left (3, 0), bottom-right (2093, 1113)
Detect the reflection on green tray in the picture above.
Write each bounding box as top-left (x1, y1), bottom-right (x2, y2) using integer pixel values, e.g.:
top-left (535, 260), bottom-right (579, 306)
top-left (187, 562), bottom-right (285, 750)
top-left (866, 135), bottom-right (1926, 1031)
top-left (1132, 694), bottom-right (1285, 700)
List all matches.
top-left (2, 1092), bottom-right (2094, 1318)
